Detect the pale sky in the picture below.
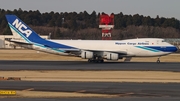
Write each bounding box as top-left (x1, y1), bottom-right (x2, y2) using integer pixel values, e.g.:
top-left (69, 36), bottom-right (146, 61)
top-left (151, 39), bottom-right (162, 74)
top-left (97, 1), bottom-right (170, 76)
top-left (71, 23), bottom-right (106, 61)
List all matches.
top-left (0, 0), bottom-right (180, 19)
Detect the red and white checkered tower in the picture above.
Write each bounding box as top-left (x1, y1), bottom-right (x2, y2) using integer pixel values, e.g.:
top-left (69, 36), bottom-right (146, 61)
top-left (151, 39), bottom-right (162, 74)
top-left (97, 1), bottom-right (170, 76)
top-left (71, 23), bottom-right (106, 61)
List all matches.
top-left (99, 13), bottom-right (114, 40)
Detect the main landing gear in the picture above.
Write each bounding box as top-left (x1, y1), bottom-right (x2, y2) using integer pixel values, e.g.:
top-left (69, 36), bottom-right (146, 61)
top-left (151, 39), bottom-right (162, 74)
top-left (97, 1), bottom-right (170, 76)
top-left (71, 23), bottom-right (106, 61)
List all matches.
top-left (88, 56), bottom-right (104, 63)
top-left (156, 57), bottom-right (160, 63)
top-left (88, 59), bottom-right (104, 63)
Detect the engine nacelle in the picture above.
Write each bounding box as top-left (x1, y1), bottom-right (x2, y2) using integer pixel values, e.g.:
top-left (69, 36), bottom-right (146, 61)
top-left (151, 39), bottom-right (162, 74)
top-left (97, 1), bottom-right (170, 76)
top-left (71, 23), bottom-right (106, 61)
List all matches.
top-left (81, 51), bottom-right (93, 59)
top-left (107, 53), bottom-right (119, 60)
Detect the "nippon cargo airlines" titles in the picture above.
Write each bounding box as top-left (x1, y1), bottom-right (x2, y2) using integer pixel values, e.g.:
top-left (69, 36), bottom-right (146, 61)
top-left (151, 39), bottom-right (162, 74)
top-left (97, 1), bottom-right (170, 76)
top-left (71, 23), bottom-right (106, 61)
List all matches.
top-left (115, 42), bottom-right (149, 45)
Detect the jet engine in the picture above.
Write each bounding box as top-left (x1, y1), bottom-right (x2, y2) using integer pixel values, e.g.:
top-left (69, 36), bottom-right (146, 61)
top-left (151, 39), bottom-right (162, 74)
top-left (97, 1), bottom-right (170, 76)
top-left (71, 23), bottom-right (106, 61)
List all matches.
top-left (81, 51), bottom-right (94, 59)
top-left (106, 53), bottom-right (119, 60)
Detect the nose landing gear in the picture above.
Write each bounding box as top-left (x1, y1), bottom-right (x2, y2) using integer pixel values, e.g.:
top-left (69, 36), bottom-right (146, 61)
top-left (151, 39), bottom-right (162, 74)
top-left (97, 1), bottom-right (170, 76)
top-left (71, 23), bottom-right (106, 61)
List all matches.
top-left (156, 57), bottom-right (160, 63)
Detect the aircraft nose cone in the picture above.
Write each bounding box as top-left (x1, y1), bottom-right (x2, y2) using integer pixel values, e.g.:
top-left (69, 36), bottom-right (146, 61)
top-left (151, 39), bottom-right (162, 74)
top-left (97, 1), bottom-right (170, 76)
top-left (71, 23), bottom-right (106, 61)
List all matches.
top-left (167, 46), bottom-right (178, 52)
top-left (172, 46), bottom-right (178, 52)
top-left (175, 46), bottom-right (179, 52)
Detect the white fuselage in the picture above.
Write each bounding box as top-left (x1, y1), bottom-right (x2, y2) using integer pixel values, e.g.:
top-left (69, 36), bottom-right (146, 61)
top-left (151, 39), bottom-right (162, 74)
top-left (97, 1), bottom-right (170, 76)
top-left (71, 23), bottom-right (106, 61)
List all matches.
top-left (43, 38), bottom-right (176, 57)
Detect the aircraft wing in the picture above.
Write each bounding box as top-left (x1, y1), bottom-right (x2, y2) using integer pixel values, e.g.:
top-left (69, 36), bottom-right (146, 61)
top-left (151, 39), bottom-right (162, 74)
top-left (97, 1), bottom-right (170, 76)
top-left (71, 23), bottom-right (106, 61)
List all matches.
top-left (105, 50), bottom-right (127, 55)
top-left (84, 49), bottom-right (128, 55)
top-left (43, 44), bottom-right (80, 52)
top-left (58, 48), bottom-right (81, 52)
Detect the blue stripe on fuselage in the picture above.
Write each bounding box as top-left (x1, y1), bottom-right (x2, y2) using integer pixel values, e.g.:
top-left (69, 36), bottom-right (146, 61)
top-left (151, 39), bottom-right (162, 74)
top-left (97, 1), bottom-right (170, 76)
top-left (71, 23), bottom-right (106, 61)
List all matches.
top-left (135, 46), bottom-right (160, 52)
top-left (146, 46), bottom-right (177, 52)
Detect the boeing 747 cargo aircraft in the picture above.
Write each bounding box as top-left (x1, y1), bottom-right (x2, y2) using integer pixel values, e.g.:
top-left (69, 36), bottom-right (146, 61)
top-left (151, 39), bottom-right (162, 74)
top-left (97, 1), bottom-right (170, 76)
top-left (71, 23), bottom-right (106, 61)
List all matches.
top-left (5, 15), bottom-right (178, 63)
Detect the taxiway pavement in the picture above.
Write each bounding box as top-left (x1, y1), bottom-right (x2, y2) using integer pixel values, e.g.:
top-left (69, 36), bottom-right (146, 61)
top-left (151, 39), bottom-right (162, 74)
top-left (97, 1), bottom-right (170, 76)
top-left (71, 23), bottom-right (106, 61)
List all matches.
top-left (0, 81), bottom-right (180, 97)
top-left (0, 61), bottom-right (180, 100)
top-left (0, 61), bottom-right (180, 71)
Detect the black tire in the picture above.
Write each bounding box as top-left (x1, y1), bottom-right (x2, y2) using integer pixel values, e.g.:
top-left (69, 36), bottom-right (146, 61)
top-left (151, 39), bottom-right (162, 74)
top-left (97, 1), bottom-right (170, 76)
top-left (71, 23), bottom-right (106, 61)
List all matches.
top-left (88, 59), bottom-right (92, 63)
top-left (157, 60), bottom-right (160, 63)
top-left (98, 60), bottom-right (102, 63)
top-left (100, 60), bottom-right (104, 63)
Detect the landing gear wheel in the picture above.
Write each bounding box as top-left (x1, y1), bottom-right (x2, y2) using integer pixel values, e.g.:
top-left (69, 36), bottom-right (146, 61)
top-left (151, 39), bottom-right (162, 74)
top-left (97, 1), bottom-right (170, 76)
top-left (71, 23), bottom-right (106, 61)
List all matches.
top-left (87, 59), bottom-right (104, 63)
top-left (95, 60), bottom-right (99, 63)
top-left (157, 57), bottom-right (161, 63)
top-left (157, 60), bottom-right (160, 63)
top-left (100, 60), bottom-right (104, 63)
top-left (97, 60), bottom-right (104, 63)
top-left (88, 59), bottom-right (92, 63)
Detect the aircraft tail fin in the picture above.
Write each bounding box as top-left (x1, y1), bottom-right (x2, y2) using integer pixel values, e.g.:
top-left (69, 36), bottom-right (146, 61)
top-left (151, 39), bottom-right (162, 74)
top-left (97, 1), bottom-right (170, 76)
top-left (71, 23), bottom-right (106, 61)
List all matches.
top-left (5, 15), bottom-right (43, 43)
top-left (6, 15), bottom-right (79, 50)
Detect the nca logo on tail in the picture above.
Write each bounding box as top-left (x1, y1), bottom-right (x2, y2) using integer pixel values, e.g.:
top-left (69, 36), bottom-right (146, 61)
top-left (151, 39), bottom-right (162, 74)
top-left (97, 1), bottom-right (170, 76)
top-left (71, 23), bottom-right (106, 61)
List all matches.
top-left (12, 19), bottom-right (32, 37)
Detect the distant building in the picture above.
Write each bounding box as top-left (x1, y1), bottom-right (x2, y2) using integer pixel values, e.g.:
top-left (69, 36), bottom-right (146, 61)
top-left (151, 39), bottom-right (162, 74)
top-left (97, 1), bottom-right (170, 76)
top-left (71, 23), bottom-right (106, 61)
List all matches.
top-left (0, 35), bottom-right (48, 48)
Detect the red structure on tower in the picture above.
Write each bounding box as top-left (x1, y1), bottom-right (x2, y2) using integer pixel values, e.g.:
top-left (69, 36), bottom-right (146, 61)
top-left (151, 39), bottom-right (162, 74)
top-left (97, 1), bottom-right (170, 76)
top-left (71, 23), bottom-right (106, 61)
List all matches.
top-left (99, 13), bottom-right (114, 40)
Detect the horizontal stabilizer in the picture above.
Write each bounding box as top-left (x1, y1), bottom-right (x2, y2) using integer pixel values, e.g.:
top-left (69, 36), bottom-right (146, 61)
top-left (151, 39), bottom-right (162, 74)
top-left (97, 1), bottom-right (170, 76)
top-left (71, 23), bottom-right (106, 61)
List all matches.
top-left (9, 39), bottom-right (33, 45)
